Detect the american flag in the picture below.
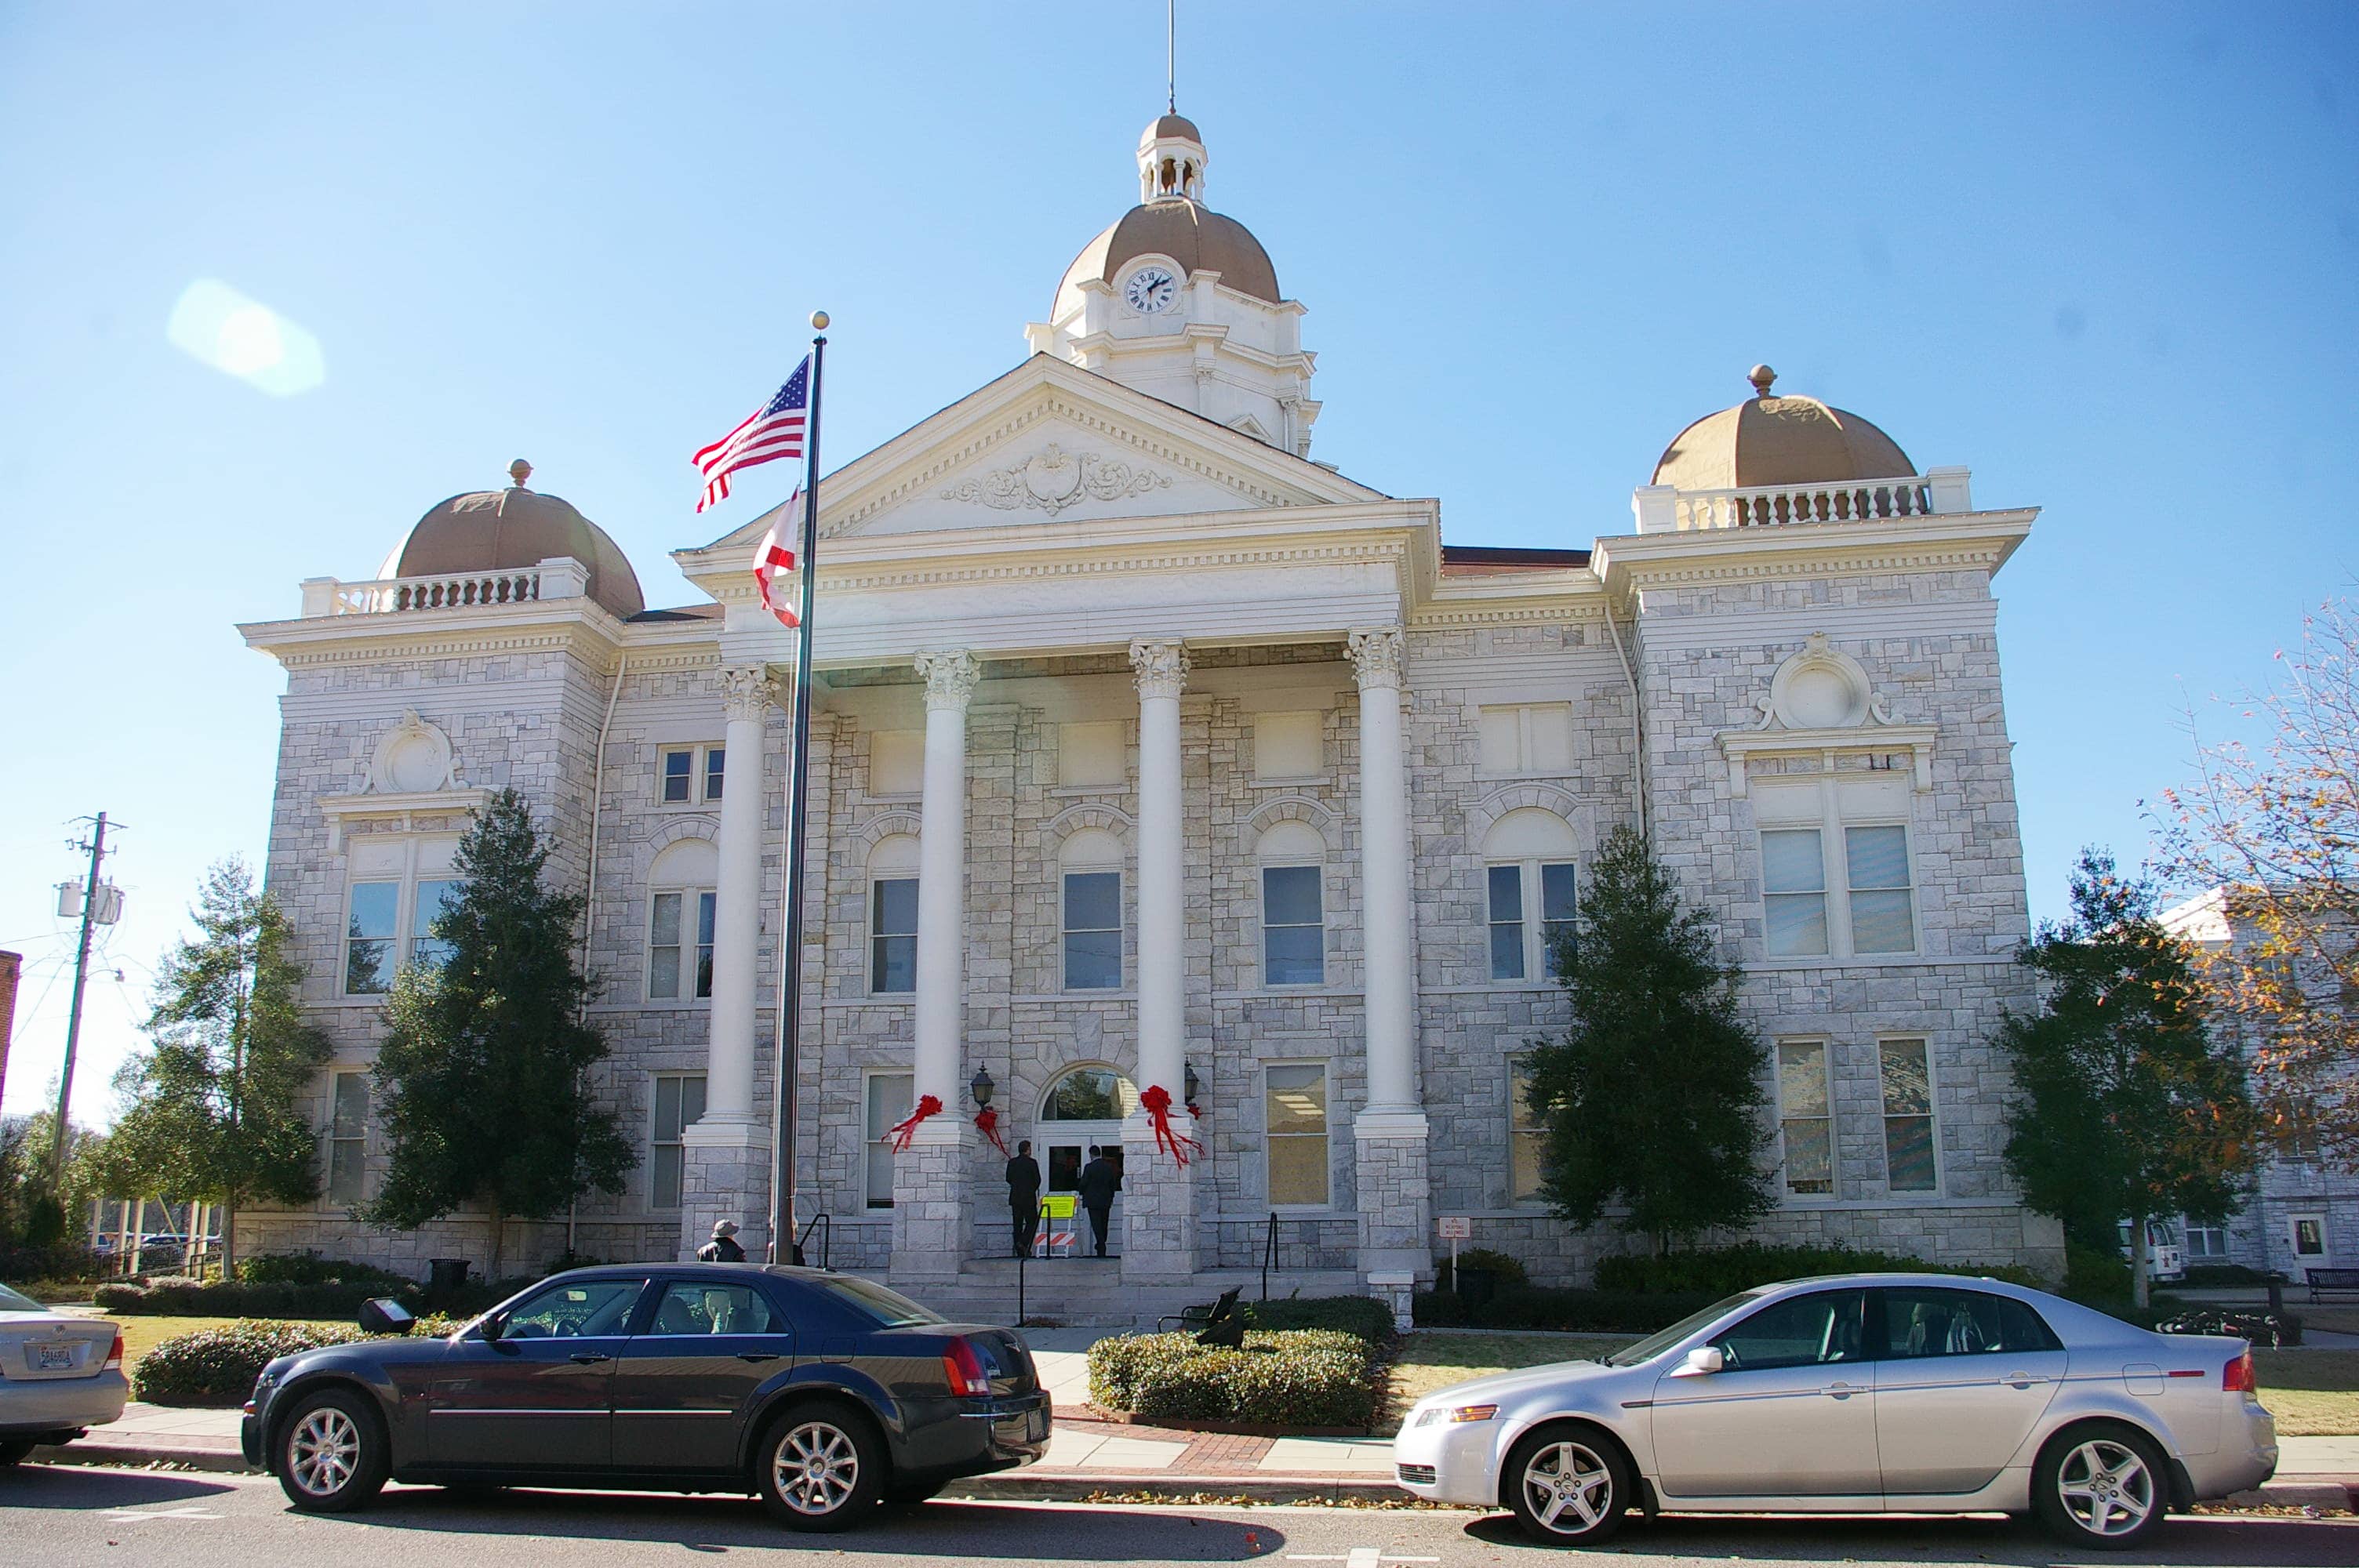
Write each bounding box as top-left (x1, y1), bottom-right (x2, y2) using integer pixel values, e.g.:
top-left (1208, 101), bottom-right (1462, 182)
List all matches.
top-left (694, 356), bottom-right (809, 513)
top-left (754, 490), bottom-right (801, 630)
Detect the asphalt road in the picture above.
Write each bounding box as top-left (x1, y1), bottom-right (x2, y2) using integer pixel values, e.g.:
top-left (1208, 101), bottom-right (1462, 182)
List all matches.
top-left (1, 1466), bottom-right (2354, 1568)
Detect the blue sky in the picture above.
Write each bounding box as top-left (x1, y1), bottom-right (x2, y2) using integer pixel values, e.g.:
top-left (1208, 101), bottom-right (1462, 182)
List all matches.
top-left (2, 2), bottom-right (2354, 1124)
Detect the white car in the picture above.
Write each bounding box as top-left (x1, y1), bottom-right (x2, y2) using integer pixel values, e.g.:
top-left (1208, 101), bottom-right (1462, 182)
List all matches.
top-left (0, 1283), bottom-right (128, 1465)
top-left (1394, 1272), bottom-right (2277, 1551)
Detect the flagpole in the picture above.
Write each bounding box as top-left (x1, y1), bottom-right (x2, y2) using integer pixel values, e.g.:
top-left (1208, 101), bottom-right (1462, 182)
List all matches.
top-left (769, 312), bottom-right (827, 1265)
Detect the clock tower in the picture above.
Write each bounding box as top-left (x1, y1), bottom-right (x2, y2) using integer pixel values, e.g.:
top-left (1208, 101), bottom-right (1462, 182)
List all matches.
top-left (1026, 114), bottom-right (1321, 456)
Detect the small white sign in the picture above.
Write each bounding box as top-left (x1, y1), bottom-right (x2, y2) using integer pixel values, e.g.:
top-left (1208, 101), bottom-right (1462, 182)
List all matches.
top-left (1436, 1216), bottom-right (1472, 1240)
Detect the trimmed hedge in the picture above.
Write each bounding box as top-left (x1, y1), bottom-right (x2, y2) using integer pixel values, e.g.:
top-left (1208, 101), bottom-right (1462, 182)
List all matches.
top-left (2180, 1264), bottom-right (2273, 1287)
top-left (94, 1276), bottom-right (401, 1319)
top-left (1432, 1248), bottom-right (1529, 1294)
top-left (1089, 1329), bottom-right (1383, 1429)
top-left (236, 1252), bottom-right (408, 1288)
top-left (1594, 1243), bottom-right (2041, 1296)
top-left (132, 1320), bottom-right (376, 1406)
top-left (1415, 1286), bottom-right (1725, 1333)
top-left (1241, 1295), bottom-right (1394, 1341)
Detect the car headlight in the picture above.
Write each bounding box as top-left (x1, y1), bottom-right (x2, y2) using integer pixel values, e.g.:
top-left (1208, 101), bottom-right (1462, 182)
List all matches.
top-left (1448, 1404), bottom-right (1499, 1423)
top-left (1413, 1407), bottom-right (1441, 1427)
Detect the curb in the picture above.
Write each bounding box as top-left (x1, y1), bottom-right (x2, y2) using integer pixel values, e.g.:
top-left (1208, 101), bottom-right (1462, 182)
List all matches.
top-left (31, 1442), bottom-right (258, 1476)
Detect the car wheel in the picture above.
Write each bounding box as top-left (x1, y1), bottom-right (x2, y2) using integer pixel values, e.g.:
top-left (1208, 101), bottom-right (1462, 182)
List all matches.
top-left (756, 1406), bottom-right (883, 1532)
top-left (1504, 1425), bottom-right (1632, 1546)
top-left (0, 1439), bottom-right (37, 1468)
top-left (274, 1389), bottom-right (389, 1512)
top-left (2033, 1424), bottom-right (2168, 1551)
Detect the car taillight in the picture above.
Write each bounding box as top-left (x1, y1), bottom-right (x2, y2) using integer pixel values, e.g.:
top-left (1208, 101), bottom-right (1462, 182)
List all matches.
top-left (943, 1336), bottom-right (992, 1396)
top-left (105, 1332), bottom-right (124, 1370)
top-left (2223, 1350), bottom-right (2255, 1392)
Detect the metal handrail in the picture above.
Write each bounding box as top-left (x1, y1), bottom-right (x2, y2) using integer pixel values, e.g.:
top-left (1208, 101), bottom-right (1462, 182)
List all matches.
top-left (795, 1211), bottom-right (833, 1270)
top-left (1261, 1210), bottom-right (1278, 1302)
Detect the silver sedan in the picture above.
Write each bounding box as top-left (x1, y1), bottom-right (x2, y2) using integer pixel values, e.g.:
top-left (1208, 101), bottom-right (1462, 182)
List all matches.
top-left (0, 1283), bottom-right (127, 1465)
top-left (1393, 1272), bottom-right (2277, 1551)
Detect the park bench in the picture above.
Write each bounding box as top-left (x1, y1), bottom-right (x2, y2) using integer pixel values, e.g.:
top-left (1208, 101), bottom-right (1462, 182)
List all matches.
top-left (1158, 1284), bottom-right (1245, 1348)
top-left (2305, 1266), bottom-right (2359, 1302)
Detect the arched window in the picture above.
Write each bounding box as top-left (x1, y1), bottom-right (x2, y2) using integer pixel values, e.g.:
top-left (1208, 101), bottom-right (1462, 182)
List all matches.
top-left (1257, 819), bottom-right (1326, 987)
top-left (1059, 828), bottom-right (1124, 991)
top-left (648, 838), bottom-right (719, 1000)
top-left (868, 834), bottom-right (919, 994)
top-left (1038, 1065), bottom-right (1139, 1122)
top-left (1483, 809), bottom-right (1577, 983)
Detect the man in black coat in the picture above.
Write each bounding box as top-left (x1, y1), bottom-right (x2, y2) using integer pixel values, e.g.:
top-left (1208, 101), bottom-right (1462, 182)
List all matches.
top-left (1077, 1145), bottom-right (1119, 1258)
top-left (696, 1220), bottom-right (747, 1263)
top-left (1005, 1140), bottom-right (1042, 1258)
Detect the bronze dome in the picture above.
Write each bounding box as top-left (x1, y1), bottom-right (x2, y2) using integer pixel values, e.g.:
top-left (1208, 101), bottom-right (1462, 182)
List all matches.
top-left (1652, 368), bottom-right (1914, 490)
top-left (1143, 113), bottom-right (1202, 143)
top-left (1055, 199), bottom-right (1281, 312)
top-left (380, 474), bottom-right (645, 619)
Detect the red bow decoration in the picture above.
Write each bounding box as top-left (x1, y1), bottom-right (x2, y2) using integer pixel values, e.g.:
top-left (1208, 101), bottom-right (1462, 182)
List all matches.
top-left (1140, 1084), bottom-right (1204, 1167)
top-left (1187, 1102), bottom-right (1203, 1120)
top-left (974, 1106), bottom-right (1009, 1156)
top-left (889, 1094), bottom-right (944, 1152)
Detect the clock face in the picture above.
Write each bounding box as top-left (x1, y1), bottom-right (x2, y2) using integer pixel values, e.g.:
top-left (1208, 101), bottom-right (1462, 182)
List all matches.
top-left (1124, 266), bottom-right (1179, 314)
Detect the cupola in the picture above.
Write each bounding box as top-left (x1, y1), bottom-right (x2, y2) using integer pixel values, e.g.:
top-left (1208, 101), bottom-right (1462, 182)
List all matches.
top-left (1139, 113), bottom-right (1207, 203)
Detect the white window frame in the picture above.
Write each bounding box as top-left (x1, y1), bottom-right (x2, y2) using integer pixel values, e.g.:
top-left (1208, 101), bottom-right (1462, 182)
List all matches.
top-left (1877, 1035), bottom-right (1941, 1195)
top-left (868, 876), bottom-right (918, 996)
top-left (1772, 1036), bottom-right (1835, 1200)
top-left (1757, 816), bottom-right (1919, 961)
top-left (657, 743), bottom-right (725, 807)
top-left (649, 1072), bottom-right (707, 1210)
top-left (1478, 702), bottom-right (1573, 777)
top-left (647, 888), bottom-right (718, 1002)
top-left (340, 839), bottom-right (460, 998)
top-left (325, 1070), bottom-right (369, 1207)
top-left (2183, 1218), bottom-right (2229, 1261)
top-left (1060, 869), bottom-right (1124, 992)
top-left (2288, 1213), bottom-right (2330, 1265)
top-left (1263, 1061), bottom-right (1332, 1210)
top-left (863, 1069), bottom-right (915, 1210)
top-left (1259, 862), bottom-right (1327, 988)
top-left (1508, 1054), bottom-right (1547, 1206)
top-left (1486, 859), bottom-right (1578, 984)
top-left (1843, 822), bottom-right (1917, 954)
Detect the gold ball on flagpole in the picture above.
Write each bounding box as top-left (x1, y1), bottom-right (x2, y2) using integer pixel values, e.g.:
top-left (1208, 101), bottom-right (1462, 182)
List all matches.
top-left (809, 310), bottom-right (830, 331)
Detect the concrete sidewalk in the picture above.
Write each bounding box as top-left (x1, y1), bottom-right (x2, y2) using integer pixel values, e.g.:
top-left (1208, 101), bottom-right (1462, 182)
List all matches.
top-left (35, 1401), bottom-right (2357, 1510)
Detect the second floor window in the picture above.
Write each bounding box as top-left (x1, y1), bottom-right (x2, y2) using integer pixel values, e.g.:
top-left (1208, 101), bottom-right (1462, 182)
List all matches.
top-left (660, 744), bottom-right (725, 805)
top-left (871, 878), bottom-right (918, 993)
top-left (649, 890), bottom-right (716, 1000)
top-left (342, 842), bottom-right (460, 996)
top-left (1063, 870), bottom-right (1122, 990)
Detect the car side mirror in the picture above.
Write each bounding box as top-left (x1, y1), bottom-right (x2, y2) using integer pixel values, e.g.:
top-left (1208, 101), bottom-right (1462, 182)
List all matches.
top-left (1673, 1345), bottom-right (1725, 1377)
top-left (357, 1297), bottom-right (416, 1335)
top-left (478, 1312), bottom-right (507, 1343)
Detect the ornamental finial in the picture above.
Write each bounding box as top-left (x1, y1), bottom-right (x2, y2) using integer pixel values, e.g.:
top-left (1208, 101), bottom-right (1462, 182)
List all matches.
top-left (508, 458), bottom-right (533, 488)
top-left (1748, 365), bottom-right (1776, 399)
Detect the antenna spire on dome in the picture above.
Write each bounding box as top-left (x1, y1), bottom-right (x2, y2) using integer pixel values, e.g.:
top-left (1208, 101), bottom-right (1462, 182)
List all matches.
top-left (508, 458), bottom-right (533, 488)
top-left (1167, 0), bottom-right (1176, 114)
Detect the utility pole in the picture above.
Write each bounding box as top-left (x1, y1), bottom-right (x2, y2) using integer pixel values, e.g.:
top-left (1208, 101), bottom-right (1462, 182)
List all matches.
top-left (53, 812), bottom-right (111, 1182)
top-left (0, 949), bottom-right (20, 1117)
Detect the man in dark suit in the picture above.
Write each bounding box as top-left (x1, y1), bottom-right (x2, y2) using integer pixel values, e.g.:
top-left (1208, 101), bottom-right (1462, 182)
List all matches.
top-left (1078, 1145), bottom-right (1119, 1258)
top-left (1005, 1139), bottom-right (1042, 1258)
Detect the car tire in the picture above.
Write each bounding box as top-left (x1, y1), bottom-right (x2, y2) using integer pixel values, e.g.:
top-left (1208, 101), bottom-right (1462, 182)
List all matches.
top-left (1503, 1424), bottom-right (1633, 1546)
top-left (274, 1388), bottom-right (390, 1512)
top-left (2032, 1422), bottom-right (2169, 1551)
top-left (755, 1404), bottom-right (884, 1532)
top-left (0, 1439), bottom-right (38, 1468)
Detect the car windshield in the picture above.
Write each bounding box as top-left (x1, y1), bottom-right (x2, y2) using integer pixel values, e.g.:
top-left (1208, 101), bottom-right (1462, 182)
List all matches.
top-left (805, 1274), bottom-right (943, 1328)
top-left (1603, 1291), bottom-right (1759, 1367)
top-left (0, 1283), bottom-right (42, 1312)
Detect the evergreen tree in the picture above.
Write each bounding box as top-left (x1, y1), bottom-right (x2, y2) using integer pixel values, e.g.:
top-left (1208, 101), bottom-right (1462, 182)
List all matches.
top-left (2000, 849), bottom-right (2258, 1306)
top-left (362, 789), bottom-right (631, 1276)
top-left (103, 860), bottom-right (333, 1271)
top-left (1527, 825), bottom-right (1774, 1254)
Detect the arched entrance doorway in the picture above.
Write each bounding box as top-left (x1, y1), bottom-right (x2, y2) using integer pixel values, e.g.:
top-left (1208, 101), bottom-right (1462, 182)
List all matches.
top-left (1038, 1066), bottom-right (1136, 1257)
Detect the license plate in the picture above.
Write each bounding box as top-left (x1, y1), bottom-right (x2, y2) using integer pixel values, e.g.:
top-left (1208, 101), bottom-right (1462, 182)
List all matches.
top-left (31, 1343), bottom-right (75, 1371)
top-left (1027, 1409), bottom-right (1048, 1443)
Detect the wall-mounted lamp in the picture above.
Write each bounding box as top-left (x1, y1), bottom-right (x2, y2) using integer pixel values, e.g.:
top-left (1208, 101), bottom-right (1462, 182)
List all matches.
top-left (1183, 1062), bottom-right (1201, 1105)
top-left (969, 1065), bottom-right (995, 1109)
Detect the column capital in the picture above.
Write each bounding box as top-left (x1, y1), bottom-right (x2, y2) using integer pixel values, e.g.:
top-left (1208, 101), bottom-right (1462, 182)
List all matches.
top-left (719, 664), bottom-right (776, 723)
top-left (1347, 627), bottom-right (1405, 691)
top-left (913, 648), bottom-right (981, 712)
top-left (1128, 637), bottom-right (1191, 700)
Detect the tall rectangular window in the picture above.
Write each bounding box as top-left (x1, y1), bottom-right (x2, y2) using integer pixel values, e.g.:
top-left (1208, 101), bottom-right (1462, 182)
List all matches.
top-left (327, 1072), bottom-right (369, 1204)
top-left (410, 878), bottom-right (457, 971)
top-left (649, 1073), bottom-right (707, 1209)
top-left (1880, 1037), bottom-right (1937, 1192)
top-left (1261, 866), bottom-right (1325, 985)
top-left (1761, 829), bottom-right (1830, 957)
top-left (866, 1072), bottom-right (914, 1209)
top-left (703, 746), bottom-right (727, 802)
top-left (344, 882), bottom-right (400, 995)
top-left (2184, 1221), bottom-right (2227, 1261)
top-left (1540, 862), bottom-right (1578, 960)
top-left (871, 878), bottom-right (918, 993)
top-left (1062, 871), bottom-right (1122, 990)
top-left (1510, 1056), bottom-right (1546, 1203)
top-left (1265, 1063), bottom-right (1329, 1206)
top-left (649, 891), bottom-right (717, 1000)
top-left (1776, 1039), bottom-right (1833, 1196)
top-left (1487, 865), bottom-right (1526, 981)
top-left (1490, 860), bottom-right (1580, 982)
top-left (1846, 826), bottom-right (1916, 953)
top-left (660, 747), bottom-right (695, 804)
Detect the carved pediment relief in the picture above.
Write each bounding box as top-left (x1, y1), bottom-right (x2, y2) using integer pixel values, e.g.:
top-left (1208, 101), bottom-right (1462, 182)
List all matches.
top-left (1718, 634), bottom-right (1934, 793)
top-left (939, 443), bottom-right (1172, 517)
top-left (366, 710), bottom-right (466, 794)
top-left (1753, 634), bottom-right (1891, 731)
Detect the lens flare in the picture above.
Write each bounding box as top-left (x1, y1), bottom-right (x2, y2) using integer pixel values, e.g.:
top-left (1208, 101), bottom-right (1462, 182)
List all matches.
top-left (167, 279), bottom-right (325, 395)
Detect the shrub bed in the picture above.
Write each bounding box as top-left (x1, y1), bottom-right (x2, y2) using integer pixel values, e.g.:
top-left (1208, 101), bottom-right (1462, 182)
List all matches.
top-left (94, 1276), bottom-right (405, 1319)
top-left (1415, 1286), bottom-right (1725, 1333)
top-left (1594, 1243), bottom-right (2040, 1295)
top-left (131, 1320), bottom-right (376, 1406)
top-left (236, 1252), bottom-right (409, 1288)
top-left (1241, 1294), bottom-right (1394, 1341)
top-left (1089, 1329), bottom-right (1384, 1430)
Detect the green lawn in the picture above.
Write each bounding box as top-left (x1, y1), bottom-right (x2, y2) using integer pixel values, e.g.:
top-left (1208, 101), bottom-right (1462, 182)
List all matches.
top-left (1393, 1332), bottom-right (2359, 1436)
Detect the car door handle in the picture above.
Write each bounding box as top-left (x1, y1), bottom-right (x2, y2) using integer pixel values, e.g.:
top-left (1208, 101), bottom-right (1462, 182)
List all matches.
top-left (1821, 1381), bottom-right (1864, 1399)
top-left (2002, 1371), bottom-right (2044, 1388)
top-left (736, 1353), bottom-right (780, 1363)
top-left (569, 1352), bottom-right (612, 1364)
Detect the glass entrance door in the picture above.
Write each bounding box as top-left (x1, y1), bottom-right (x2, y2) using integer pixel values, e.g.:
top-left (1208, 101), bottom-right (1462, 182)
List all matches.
top-left (1038, 1067), bottom-right (1137, 1258)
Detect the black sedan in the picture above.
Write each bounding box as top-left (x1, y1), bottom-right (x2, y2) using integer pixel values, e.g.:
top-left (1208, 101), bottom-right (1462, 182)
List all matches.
top-left (239, 1263), bottom-right (1049, 1530)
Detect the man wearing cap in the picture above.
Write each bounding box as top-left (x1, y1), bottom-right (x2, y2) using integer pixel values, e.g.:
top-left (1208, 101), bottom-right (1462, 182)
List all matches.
top-left (697, 1220), bottom-right (747, 1263)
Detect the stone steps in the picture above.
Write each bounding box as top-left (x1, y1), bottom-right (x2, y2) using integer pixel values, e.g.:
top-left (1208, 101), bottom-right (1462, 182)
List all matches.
top-left (871, 1261), bottom-right (1365, 1329)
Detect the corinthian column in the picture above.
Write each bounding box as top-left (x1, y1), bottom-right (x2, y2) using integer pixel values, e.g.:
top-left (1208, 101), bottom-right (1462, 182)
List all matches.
top-left (1123, 636), bottom-right (1198, 1282)
top-left (1347, 627), bottom-right (1429, 1294)
top-left (680, 662), bottom-right (774, 1260)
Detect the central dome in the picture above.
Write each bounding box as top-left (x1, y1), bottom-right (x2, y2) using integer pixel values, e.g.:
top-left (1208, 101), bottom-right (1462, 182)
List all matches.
top-left (380, 465), bottom-right (645, 619)
top-left (1054, 200), bottom-right (1281, 314)
top-left (1653, 367), bottom-right (1914, 490)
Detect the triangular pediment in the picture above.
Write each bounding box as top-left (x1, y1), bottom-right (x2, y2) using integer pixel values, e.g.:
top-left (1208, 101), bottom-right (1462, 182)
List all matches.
top-left (683, 354), bottom-right (1385, 557)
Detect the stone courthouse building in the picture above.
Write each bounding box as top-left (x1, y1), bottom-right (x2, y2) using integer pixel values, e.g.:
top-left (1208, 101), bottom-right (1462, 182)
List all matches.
top-left (234, 114), bottom-right (2065, 1303)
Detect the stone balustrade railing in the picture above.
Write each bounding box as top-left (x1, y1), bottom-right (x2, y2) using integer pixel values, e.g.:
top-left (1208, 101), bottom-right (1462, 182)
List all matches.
top-left (298, 557), bottom-right (589, 618)
top-left (1631, 466), bottom-right (1972, 534)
